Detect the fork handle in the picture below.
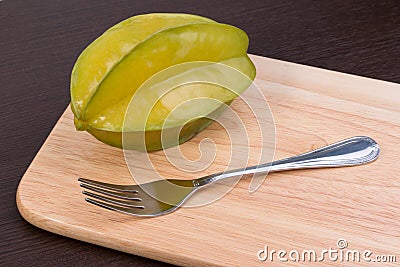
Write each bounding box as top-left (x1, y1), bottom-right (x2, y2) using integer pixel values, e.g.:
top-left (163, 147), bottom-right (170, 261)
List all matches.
top-left (193, 136), bottom-right (380, 187)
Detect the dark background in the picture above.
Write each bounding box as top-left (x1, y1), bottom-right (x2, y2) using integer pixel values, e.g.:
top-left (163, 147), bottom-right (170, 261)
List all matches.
top-left (1, 0), bottom-right (399, 266)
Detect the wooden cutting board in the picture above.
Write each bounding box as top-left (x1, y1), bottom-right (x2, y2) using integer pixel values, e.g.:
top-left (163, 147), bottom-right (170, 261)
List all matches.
top-left (17, 55), bottom-right (400, 266)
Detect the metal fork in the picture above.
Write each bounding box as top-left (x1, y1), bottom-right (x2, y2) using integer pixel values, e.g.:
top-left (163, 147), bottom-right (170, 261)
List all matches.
top-left (78, 136), bottom-right (379, 217)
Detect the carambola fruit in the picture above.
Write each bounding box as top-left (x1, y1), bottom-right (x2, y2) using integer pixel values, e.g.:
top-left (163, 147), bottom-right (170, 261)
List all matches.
top-left (70, 13), bottom-right (256, 151)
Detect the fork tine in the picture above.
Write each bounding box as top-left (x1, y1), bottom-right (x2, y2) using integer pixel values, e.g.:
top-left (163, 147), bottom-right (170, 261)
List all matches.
top-left (83, 191), bottom-right (145, 209)
top-left (80, 183), bottom-right (141, 200)
top-left (78, 177), bottom-right (139, 192)
top-left (84, 198), bottom-right (163, 217)
top-left (85, 198), bottom-right (143, 215)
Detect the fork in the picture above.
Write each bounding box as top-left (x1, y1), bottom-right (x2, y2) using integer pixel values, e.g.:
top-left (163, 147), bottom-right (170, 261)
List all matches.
top-left (78, 136), bottom-right (379, 217)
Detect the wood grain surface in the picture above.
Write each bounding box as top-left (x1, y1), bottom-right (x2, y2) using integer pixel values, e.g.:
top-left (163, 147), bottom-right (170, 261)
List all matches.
top-left (1, 1), bottom-right (400, 266)
top-left (16, 55), bottom-right (400, 266)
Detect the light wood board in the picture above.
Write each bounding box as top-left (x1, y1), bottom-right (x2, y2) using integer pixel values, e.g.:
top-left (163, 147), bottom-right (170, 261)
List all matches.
top-left (17, 55), bottom-right (400, 266)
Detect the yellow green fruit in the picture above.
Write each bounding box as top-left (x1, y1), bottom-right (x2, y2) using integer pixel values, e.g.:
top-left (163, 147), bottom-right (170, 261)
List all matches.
top-left (70, 13), bottom-right (256, 151)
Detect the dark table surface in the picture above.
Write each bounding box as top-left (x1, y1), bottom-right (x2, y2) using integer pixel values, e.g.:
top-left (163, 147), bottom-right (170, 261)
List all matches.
top-left (1, 0), bottom-right (399, 266)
